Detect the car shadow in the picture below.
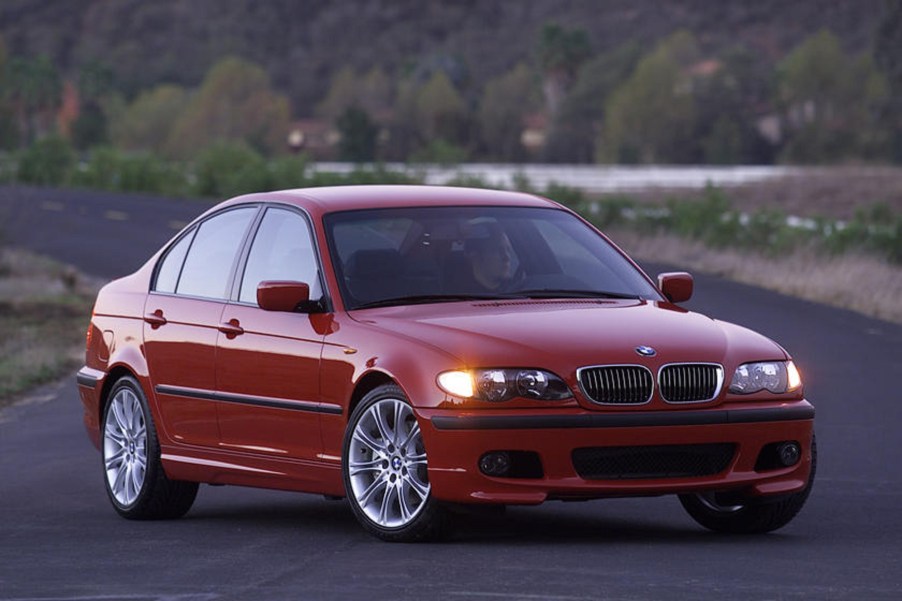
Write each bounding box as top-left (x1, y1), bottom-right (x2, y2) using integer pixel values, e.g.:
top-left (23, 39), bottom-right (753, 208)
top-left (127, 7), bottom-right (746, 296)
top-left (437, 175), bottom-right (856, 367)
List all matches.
top-left (177, 491), bottom-right (806, 546)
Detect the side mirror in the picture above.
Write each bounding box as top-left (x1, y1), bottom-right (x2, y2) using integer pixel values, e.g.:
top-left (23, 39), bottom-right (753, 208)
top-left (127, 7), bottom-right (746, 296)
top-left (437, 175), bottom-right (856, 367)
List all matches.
top-left (257, 280), bottom-right (310, 312)
top-left (658, 272), bottom-right (693, 303)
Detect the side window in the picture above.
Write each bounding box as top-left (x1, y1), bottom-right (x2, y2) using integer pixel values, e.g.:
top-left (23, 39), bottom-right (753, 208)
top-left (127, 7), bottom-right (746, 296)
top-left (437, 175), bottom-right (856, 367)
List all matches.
top-left (154, 229), bottom-right (196, 293)
top-left (176, 207), bottom-right (257, 300)
top-left (239, 208), bottom-right (323, 304)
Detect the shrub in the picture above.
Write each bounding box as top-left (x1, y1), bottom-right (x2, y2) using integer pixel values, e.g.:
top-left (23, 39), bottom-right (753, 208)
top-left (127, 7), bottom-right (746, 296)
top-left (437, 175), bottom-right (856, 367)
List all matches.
top-left (192, 142), bottom-right (271, 198)
top-left (17, 136), bottom-right (76, 185)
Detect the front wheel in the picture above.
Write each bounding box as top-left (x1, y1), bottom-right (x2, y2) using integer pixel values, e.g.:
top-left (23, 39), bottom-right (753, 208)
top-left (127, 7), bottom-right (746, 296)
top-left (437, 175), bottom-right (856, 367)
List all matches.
top-left (679, 436), bottom-right (817, 534)
top-left (342, 384), bottom-right (449, 542)
top-left (102, 376), bottom-right (198, 519)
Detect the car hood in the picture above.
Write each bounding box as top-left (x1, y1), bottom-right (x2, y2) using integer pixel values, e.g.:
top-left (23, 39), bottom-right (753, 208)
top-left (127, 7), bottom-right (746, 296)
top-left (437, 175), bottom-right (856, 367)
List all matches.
top-left (350, 298), bottom-right (786, 373)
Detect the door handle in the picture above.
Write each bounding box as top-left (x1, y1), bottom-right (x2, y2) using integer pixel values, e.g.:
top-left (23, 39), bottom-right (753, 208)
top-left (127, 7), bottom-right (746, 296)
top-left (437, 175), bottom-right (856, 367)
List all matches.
top-left (143, 310), bottom-right (167, 328)
top-left (217, 319), bottom-right (244, 338)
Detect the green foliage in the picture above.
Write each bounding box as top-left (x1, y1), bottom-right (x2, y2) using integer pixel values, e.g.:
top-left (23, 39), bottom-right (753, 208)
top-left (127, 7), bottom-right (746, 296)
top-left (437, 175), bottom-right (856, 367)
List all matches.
top-left (602, 31), bottom-right (700, 163)
top-left (4, 55), bottom-right (62, 145)
top-left (545, 42), bottom-right (642, 163)
top-left (71, 103), bottom-right (108, 150)
top-left (542, 182), bottom-right (586, 210)
top-left (478, 63), bottom-right (540, 161)
top-left (336, 106), bottom-right (377, 162)
top-left (192, 142), bottom-right (271, 198)
top-left (16, 135), bottom-right (75, 185)
top-left (409, 138), bottom-right (468, 165)
top-left (823, 203), bottom-right (902, 263)
top-left (166, 56), bottom-right (290, 159)
top-left (413, 71), bottom-right (469, 146)
top-left (537, 23), bottom-right (591, 75)
top-left (777, 30), bottom-right (890, 163)
top-left (0, 104), bottom-right (18, 150)
top-left (111, 84), bottom-right (189, 154)
top-left (537, 22), bottom-right (592, 123)
top-left (268, 154), bottom-right (310, 190)
top-left (71, 146), bottom-right (187, 195)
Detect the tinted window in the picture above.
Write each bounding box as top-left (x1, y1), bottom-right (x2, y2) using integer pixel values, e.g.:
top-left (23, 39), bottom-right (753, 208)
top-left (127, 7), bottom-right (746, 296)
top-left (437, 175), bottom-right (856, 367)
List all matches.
top-left (325, 206), bottom-right (661, 309)
top-left (239, 208), bottom-right (323, 304)
top-left (154, 229), bottom-right (196, 293)
top-left (176, 207), bottom-right (256, 300)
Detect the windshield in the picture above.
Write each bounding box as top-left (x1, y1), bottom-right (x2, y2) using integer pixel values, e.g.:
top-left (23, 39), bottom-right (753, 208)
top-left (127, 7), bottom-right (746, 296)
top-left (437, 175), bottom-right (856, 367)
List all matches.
top-left (324, 206), bottom-right (662, 310)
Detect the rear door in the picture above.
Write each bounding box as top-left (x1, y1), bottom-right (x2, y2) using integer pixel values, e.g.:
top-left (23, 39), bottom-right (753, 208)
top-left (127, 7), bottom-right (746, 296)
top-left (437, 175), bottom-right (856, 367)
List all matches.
top-left (144, 206), bottom-right (258, 447)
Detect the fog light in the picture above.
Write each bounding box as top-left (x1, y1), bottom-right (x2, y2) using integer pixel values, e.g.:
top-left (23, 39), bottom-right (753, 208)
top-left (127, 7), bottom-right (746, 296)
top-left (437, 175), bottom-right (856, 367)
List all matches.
top-left (479, 451), bottom-right (511, 477)
top-left (777, 442), bottom-right (801, 467)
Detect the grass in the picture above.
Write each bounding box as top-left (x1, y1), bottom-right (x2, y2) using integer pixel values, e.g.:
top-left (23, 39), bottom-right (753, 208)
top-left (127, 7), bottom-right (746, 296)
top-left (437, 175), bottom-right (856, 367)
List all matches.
top-left (607, 227), bottom-right (902, 324)
top-left (0, 249), bottom-right (100, 406)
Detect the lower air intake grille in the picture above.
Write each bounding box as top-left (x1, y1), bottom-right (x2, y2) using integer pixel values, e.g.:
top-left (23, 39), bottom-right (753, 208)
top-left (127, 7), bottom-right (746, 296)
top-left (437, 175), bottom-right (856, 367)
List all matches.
top-left (578, 365), bottom-right (653, 405)
top-left (572, 443), bottom-right (736, 480)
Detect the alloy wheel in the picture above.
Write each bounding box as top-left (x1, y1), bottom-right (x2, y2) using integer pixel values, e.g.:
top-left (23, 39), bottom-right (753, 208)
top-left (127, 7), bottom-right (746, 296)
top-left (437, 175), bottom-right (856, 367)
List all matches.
top-left (103, 387), bottom-right (148, 507)
top-left (347, 398), bottom-right (431, 528)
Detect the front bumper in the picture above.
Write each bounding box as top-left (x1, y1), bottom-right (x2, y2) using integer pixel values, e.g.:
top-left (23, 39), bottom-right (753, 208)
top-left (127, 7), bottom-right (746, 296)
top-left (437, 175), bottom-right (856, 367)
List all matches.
top-left (417, 401), bottom-right (815, 505)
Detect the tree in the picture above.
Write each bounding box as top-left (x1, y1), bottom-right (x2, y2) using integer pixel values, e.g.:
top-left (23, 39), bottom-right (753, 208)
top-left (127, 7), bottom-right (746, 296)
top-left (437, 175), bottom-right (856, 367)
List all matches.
top-left (336, 106), bottom-right (377, 162)
top-left (777, 29), bottom-right (889, 162)
top-left (478, 62), bottom-right (540, 161)
top-left (413, 70), bottom-right (468, 147)
top-left (72, 61), bottom-right (116, 149)
top-left (602, 31), bottom-right (700, 163)
top-left (316, 66), bottom-right (359, 121)
top-left (875, 1), bottom-right (902, 162)
top-left (0, 34), bottom-right (18, 150)
top-left (536, 23), bottom-right (591, 120)
top-left (692, 46), bottom-right (775, 164)
top-left (110, 84), bottom-right (189, 154)
top-left (5, 55), bottom-right (62, 145)
top-left (543, 42), bottom-right (642, 163)
top-left (165, 56), bottom-right (290, 158)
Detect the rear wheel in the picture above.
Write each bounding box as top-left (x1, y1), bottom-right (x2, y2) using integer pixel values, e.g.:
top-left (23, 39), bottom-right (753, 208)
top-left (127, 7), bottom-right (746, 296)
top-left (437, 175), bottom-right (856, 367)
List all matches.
top-left (342, 384), bottom-right (449, 542)
top-left (679, 436), bottom-right (817, 534)
top-left (102, 376), bottom-right (198, 519)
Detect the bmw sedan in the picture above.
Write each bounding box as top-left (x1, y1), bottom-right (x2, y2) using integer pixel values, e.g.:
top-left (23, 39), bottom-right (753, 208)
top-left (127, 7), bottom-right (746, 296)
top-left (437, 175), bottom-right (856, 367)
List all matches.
top-left (77, 185), bottom-right (815, 542)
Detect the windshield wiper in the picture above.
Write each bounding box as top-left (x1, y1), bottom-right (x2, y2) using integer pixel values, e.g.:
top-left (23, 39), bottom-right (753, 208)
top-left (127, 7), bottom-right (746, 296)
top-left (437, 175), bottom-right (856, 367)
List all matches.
top-left (509, 288), bottom-right (642, 300)
top-left (353, 293), bottom-right (509, 309)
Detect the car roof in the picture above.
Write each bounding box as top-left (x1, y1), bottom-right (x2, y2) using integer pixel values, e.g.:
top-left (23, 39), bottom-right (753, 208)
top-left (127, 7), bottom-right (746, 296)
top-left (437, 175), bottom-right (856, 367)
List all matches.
top-left (217, 185), bottom-right (561, 216)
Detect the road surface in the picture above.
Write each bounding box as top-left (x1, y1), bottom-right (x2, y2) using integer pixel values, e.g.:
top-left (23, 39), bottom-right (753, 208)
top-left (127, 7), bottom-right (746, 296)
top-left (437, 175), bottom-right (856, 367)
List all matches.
top-left (1, 185), bottom-right (900, 600)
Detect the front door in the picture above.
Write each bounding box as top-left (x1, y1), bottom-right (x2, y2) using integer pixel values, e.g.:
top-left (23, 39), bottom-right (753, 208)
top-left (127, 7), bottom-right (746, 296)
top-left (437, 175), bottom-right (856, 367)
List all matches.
top-left (215, 206), bottom-right (330, 461)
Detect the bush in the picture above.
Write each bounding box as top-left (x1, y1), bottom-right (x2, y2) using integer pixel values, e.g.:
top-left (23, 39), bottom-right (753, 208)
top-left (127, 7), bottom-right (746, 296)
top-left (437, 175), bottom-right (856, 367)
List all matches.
top-left (192, 142), bottom-right (271, 198)
top-left (408, 139), bottom-right (468, 165)
top-left (17, 136), bottom-right (76, 185)
top-left (268, 155), bottom-right (310, 190)
top-left (72, 146), bottom-right (188, 195)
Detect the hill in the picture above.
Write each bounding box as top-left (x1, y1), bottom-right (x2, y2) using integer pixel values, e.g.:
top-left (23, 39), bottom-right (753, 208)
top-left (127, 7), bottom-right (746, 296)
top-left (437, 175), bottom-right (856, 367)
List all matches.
top-left (0, 0), bottom-right (888, 113)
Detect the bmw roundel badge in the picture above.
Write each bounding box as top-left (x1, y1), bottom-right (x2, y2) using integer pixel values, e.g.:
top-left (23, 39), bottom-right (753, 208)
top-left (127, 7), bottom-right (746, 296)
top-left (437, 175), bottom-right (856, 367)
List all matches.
top-left (635, 346), bottom-right (657, 357)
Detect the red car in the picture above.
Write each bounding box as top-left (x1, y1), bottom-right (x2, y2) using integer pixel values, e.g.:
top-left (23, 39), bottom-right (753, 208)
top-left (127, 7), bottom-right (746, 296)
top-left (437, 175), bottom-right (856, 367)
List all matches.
top-left (77, 185), bottom-right (815, 541)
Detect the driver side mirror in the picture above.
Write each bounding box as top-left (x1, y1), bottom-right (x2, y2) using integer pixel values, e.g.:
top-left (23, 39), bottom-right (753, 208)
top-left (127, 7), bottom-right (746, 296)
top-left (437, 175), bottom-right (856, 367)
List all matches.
top-left (658, 272), bottom-right (693, 303)
top-left (257, 280), bottom-right (310, 312)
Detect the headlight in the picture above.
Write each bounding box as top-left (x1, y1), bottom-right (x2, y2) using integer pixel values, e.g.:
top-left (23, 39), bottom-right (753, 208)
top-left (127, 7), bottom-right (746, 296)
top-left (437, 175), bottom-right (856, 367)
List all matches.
top-left (437, 369), bottom-right (572, 402)
top-left (729, 361), bottom-right (802, 394)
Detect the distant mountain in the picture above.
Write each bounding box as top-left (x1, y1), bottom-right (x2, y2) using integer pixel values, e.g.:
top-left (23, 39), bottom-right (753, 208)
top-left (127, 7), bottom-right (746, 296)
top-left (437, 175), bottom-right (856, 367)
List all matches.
top-left (0, 0), bottom-right (888, 114)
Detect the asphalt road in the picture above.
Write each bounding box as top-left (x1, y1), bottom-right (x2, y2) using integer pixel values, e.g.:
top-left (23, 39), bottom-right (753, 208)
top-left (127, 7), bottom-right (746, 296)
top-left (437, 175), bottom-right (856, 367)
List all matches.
top-left (1, 185), bottom-right (901, 600)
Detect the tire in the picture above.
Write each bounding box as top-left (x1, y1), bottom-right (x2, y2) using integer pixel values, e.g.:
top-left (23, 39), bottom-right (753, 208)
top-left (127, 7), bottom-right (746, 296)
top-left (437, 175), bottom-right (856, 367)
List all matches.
top-left (679, 435), bottom-right (817, 534)
top-left (101, 376), bottom-right (198, 520)
top-left (342, 384), bottom-right (449, 542)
